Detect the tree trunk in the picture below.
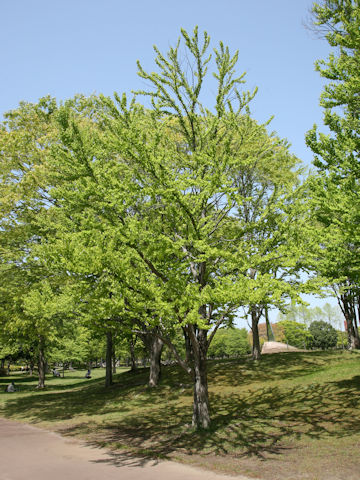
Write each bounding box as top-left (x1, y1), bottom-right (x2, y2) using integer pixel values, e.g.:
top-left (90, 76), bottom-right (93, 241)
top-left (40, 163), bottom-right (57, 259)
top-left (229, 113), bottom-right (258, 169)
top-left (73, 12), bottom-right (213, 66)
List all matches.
top-left (138, 328), bottom-right (164, 387)
top-left (347, 317), bottom-right (359, 350)
top-left (148, 335), bottom-right (164, 387)
top-left (353, 313), bottom-right (360, 348)
top-left (344, 305), bottom-right (359, 349)
top-left (339, 292), bottom-right (360, 350)
top-left (112, 341), bottom-right (116, 374)
top-left (129, 336), bottom-right (137, 372)
top-left (251, 307), bottom-right (261, 360)
top-left (265, 306), bottom-right (275, 341)
top-left (105, 331), bottom-right (113, 388)
top-left (190, 327), bottom-right (211, 429)
top-left (37, 338), bottom-right (46, 389)
top-left (183, 326), bottom-right (193, 365)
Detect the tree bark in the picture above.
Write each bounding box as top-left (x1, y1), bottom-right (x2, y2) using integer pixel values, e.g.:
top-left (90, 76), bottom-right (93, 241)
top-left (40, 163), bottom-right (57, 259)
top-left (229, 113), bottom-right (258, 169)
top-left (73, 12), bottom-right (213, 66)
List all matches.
top-left (340, 293), bottom-right (360, 349)
top-left (189, 326), bottom-right (211, 429)
top-left (183, 326), bottom-right (193, 365)
top-left (148, 335), bottom-right (164, 387)
top-left (265, 306), bottom-right (275, 341)
top-left (105, 331), bottom-right (113, 388)
top-left (138, 328), bottom-right (164, 387)
top-left (353, 312), bottom-right (360, 348)
top-left (129, 336), bottom-right (137, 371)
top-left (347, 317), bottom-right (358, 349)
top-left (37, 337), bottom-right (46, 389)
top-left (251, 307), bottom-right (261, 360)
top-left (112, 342), bottom-right (116, 374)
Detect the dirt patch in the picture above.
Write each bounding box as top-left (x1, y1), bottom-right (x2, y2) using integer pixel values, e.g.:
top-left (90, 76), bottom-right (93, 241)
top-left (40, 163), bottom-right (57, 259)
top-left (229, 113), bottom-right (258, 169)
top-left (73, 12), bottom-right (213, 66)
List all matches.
top-left (261, 341), bottom-right (303, 354)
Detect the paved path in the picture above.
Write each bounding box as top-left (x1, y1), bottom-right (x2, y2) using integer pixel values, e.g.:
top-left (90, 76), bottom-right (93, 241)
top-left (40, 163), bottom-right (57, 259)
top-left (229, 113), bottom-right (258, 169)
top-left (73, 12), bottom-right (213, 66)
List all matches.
top-left (0, 418), bottom-right (251, 480)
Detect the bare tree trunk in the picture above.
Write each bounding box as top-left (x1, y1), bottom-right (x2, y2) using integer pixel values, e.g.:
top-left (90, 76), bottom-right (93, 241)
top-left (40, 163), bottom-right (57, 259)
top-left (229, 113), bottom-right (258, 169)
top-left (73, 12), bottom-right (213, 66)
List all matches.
top-left (129, 336), bottom-right (137, 372)
top-left (353, 311), bottom-right (360, 348)
top-left (138, 328), bottom-right (164, 387)
top-left (347, 317), bottom-right (359, 349)
top-left (183, 326), bottom-right (193, 365)
top-left (148, 335), bottom-right (164, 387)
top-left (340, 294), bottom-right (360, 349)
top-left (251, 307), bottom-right (261, 360)
top-left (37, 337), bottom-right (46, 389)
top-left (105, 331), bottom-right (113, 388)
top-left (265, 306), bottom-right (275, 341)
top-left (112, 342), bottom-right (116, 374)
top-left (189, 326), bottom-right (211, 429)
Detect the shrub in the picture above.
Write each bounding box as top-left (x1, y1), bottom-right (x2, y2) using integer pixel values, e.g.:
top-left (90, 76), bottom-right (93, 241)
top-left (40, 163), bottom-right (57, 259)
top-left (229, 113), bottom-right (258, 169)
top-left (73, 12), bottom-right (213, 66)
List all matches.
top-left (277, 320), bottom-right (313, 349)
top-left (208, 328), bottom-right (250, 358)
top-left (308, 321), bottom-right (338, 350)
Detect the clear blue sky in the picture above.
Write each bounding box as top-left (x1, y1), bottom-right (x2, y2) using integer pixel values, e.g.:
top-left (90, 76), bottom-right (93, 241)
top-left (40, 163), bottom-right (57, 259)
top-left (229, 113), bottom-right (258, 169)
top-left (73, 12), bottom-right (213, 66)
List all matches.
top-left (1, 0), bottom-right (329, 166)
top-left (0, 0), bottom-right (338, 325)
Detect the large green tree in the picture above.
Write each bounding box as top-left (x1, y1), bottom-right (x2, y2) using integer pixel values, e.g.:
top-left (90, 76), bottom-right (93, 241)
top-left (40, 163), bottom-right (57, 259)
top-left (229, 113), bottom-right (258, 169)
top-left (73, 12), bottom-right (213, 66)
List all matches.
top-left (97, 28), bottom-right (306, 427)
top-left (306, 0), bottom-right (360, 348)
top-left (1, 30), bottom-right (307, 428)
top-left (0, 98), bottom-right (64, 387)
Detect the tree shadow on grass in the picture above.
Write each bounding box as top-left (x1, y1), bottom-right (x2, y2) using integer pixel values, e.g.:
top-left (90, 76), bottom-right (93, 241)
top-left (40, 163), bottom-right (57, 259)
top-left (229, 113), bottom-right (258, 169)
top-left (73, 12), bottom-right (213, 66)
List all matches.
top-left (0, 369), bottom-right (149, 421)
top-left (58, 374), bottom-right (360, 469)
top-left (1, 354), bottom-right (359, 470)
top-left (0, 374), bottom-right (104, 393)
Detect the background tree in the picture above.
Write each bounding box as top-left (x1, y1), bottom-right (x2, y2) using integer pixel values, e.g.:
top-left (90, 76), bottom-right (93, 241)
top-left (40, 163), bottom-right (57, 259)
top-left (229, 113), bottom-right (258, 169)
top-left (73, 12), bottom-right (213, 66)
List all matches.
top-left (308, 320), bottom-right (338, 349)
top-left (306, 0), bottom-right (360, 348)
top-left (0, 97), bottom-right (65, 387)
top-left (207, 327), bottom-right (250, 358)
top-left (276, 320), bottom-right (313, 349)
top-left (49, 323), bottom-right (92, 376)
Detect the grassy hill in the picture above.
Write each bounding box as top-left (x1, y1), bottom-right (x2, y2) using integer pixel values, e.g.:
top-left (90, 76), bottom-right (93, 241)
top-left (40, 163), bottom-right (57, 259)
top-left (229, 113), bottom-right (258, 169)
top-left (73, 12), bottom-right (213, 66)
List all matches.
top-left (1, 350), bottom-right (359, 480)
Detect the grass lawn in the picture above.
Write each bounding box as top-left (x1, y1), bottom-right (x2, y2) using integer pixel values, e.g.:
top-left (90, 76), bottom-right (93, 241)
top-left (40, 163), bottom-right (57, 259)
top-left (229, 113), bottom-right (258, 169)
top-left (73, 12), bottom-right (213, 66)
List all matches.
top-left (0, 351), bottom-right (359, 480)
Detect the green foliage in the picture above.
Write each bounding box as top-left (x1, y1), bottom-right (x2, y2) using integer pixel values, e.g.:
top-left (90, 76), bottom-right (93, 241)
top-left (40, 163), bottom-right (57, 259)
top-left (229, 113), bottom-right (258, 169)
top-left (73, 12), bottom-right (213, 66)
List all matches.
top-left (49, 324), bottom-right (93, 366)
top-left (308, 320), bottom-right (338, 350)
top-left (277, 303), bottom-right (342, 329)
top-left (207, 328), bottom-right (250, 358)
top-left (336, 330), bottom-right (348, 349)
top-left (308, 0), bottom-right (360, 175)
top-left (277, 320), bottom-right (313, 349)
top-left (0, 27), bottom-right (313, 426)
top-left (305, 1), bottom-right (360, 347)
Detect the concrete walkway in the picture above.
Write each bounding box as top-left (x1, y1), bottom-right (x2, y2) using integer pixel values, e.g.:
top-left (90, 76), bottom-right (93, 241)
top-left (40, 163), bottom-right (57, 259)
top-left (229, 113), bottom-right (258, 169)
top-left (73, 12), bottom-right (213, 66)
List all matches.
top-left (0, 418), bottom-right (251, 480)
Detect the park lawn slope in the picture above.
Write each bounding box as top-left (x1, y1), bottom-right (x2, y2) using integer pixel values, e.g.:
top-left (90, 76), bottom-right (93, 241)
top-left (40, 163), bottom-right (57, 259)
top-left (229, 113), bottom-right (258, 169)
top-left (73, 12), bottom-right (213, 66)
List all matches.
top-left (0, 351), bottom-right (359, 480)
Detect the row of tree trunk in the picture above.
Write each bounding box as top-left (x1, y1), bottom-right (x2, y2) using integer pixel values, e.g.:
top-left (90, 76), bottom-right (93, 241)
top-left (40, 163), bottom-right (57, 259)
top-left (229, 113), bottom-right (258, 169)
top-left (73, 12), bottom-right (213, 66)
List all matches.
top-left (104, 329), bottom-right (165, 389)
top-left (17, 302), bottom-right (360, 432)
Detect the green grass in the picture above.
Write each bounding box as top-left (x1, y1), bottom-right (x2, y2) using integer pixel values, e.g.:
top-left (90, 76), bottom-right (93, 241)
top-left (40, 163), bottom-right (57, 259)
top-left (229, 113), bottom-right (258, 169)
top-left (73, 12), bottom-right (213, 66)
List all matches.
top-left (1, 352), bottom-right (360, 480)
